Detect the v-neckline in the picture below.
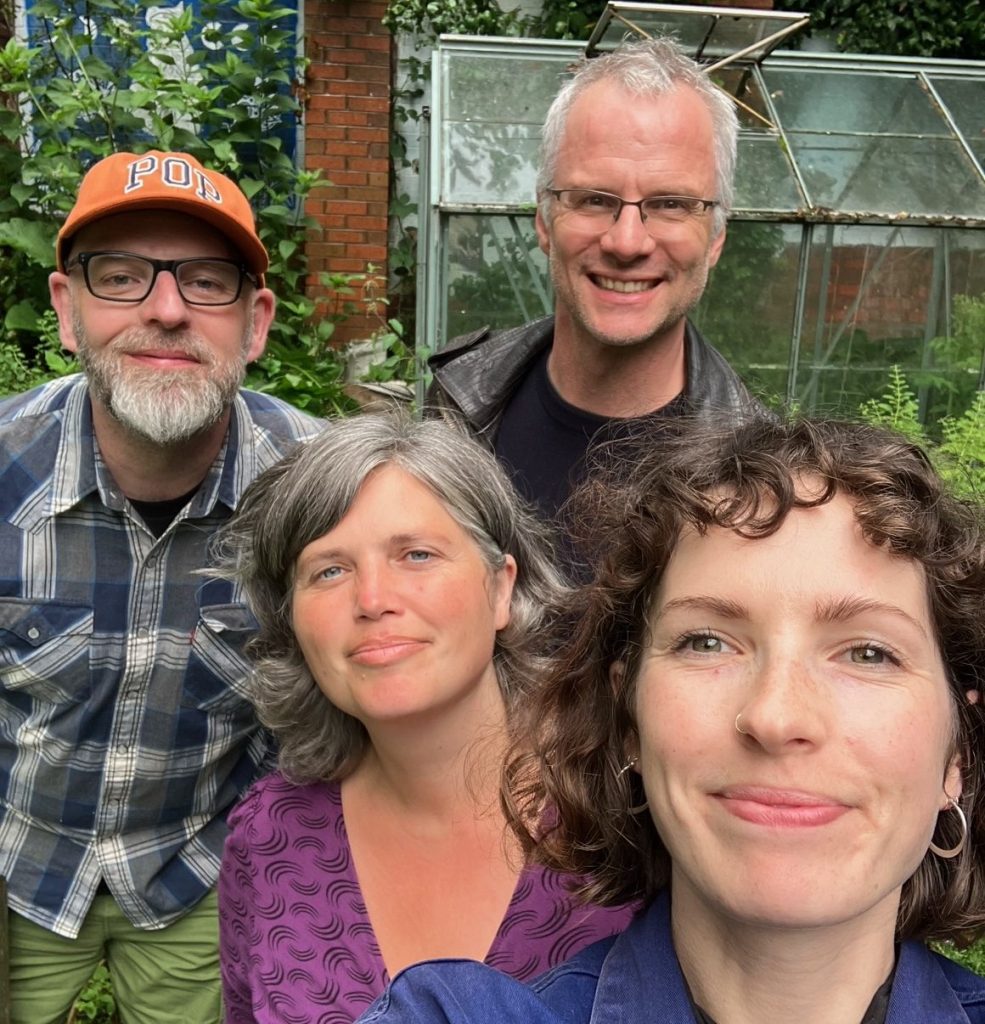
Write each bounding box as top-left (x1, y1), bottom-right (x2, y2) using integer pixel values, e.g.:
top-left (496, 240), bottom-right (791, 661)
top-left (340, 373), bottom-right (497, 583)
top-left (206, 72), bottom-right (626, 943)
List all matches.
top-left (334, 780), bottom-right (529, 983)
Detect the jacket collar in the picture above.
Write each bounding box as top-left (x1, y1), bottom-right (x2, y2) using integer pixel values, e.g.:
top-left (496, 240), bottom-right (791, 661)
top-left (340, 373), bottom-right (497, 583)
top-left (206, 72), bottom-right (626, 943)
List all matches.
top-left (887, 941), bottom-right (977, 1023)
top-left (590, 893), bottom-right (977, 1024)
top-left (589, 892), bottom-right (696, 1024)
top-left (429, 316), bottom-right (758, 437)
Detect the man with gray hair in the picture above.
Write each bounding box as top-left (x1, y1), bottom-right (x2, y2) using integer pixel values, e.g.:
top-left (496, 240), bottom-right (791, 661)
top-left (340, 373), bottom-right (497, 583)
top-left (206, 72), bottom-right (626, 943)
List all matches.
top-left (428, 39), bottom-right (758, 524)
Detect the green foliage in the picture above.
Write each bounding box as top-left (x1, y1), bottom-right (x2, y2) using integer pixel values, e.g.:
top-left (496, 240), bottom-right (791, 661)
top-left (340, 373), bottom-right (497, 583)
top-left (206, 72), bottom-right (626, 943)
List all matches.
top-left (70, 962), bottom-right (117, 1024)
top-left (0, 310), bottom-right (76, 397)
top-left (922, 294), bottom-right (985, 422)
top-left (774, 0), bottom-right (985, 58)
top-left (858, 364), bottom-right (925, 443)
top-left (859, 366), bottom-right (985, 500)
top-left (938, 938), bottom-right (985, 978)
top-left (383, 0), bottom-right (522, 38)
top-left (0, 0), bottom-right (353, 415)
top-left (523, 0), bottom-right (607, 40)
top-left (383, 0), bottom-right (606, 40)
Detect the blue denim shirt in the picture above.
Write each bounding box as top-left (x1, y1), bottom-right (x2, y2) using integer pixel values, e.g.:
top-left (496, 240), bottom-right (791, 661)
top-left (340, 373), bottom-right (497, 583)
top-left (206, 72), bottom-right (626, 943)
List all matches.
top-left (359, 893), bottom-right (985, 1024)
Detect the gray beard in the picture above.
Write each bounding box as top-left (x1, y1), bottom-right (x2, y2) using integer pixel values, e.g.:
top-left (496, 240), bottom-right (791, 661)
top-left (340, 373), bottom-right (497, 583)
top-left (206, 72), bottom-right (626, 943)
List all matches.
top-left (73, 313), bottom-right (250, 446)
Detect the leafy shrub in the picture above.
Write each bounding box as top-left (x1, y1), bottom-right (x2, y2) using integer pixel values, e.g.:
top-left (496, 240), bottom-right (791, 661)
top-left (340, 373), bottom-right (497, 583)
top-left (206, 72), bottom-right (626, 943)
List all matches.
top-left (776, 0), bottom-right (985, 59)
top-left (859, 365), bottom-right (985, 499)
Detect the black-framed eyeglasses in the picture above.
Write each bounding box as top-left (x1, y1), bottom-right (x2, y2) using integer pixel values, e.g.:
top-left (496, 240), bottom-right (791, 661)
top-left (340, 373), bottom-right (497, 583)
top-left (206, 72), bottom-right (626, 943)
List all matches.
top-left (65, 251), bottom-right (256, 306)
top-left (547, 189), bottom-right (718, 231)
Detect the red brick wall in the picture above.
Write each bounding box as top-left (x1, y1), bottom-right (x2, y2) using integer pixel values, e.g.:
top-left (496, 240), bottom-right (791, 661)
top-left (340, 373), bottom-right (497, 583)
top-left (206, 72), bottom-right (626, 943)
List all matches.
top-left (305, 0), bottom-right (393, 345)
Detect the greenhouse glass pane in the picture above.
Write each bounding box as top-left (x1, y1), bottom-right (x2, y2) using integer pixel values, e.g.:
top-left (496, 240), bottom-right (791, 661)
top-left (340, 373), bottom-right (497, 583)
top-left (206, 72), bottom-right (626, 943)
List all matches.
top-left (787, 134), bottom-right (985, 217)
top-left (691, 221), bottom-right (802, 405)
top-left (794, 225), bottom-right (985, 423)
top-left (712, 66), bottom-right (775, 133)
top-left (591, 5), bottom-right (806, 61)
top-left (765, 69), bottom-right (949, 135)
top-left (930, 77), bottom-right (985, 172)
top-left (443, 214), bottom-right (549, 341)
top-left (441, 52), bottom-right (568, 205)
top-left (734, 137), bottom-right (803, 212)
top-left (443, 124), bottom-right (541, 205)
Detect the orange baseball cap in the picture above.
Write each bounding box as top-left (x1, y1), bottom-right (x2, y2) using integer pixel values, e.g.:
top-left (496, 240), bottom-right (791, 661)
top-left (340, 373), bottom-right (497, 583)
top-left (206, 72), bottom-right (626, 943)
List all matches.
top-left (56, 150), bottom-right (268, 284)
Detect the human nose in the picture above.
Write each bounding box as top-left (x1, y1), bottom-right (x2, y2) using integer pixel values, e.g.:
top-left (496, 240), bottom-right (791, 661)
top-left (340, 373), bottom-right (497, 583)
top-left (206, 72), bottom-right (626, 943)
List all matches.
top-left (139, 269), bottom-right (191, 329)
top-left (734, 652), bottom-right (825, 754)
top-left (598, 200), bottom-right (657, 260)
top-left (352, 560), bottom-right (400, 620)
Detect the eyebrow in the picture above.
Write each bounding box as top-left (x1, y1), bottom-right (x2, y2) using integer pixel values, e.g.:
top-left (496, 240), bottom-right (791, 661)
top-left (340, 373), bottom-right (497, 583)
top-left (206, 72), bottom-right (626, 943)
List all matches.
top-left (655, 594), bottom-right (928, 638)
top-left (814, 595), bottom-right (929, 638)
top-left (655, 596), bottom-right (748, 620)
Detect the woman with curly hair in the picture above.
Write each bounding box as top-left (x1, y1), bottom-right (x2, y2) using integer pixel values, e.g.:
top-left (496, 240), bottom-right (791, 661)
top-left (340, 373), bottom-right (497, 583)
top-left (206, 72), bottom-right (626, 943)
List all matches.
top-left (360, 416), bottom-right (985, 1024)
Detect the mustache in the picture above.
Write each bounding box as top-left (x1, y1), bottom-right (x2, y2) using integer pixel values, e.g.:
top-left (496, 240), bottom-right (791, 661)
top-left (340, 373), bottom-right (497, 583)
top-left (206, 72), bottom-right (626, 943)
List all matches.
top-left (111, 328), bottom-right (215, 364)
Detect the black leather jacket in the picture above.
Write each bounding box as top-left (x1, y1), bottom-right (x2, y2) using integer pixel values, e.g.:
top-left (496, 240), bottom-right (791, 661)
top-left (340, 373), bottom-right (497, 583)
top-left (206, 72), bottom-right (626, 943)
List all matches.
top-left (426, 315), bottom-right (762, 443)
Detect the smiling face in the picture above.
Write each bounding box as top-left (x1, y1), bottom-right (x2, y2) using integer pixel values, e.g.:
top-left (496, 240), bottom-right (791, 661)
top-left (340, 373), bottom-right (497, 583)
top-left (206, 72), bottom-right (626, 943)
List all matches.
top-left (290, 465), bottom-right (516, 731)
top-left (536, 80), bottom-right (726, 356)
top-left (49, 210), bottom-right (273, 445)
top-left (631, 492), bottom-right (961, 935)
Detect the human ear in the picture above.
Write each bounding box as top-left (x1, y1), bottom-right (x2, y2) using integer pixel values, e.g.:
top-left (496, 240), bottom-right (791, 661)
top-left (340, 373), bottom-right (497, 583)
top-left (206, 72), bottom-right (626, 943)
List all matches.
top-left (492, 554), bottom-right (517, 631)
top-left (49, 272), bottom-right (79, 354)
top-left (944, 753), bottom-right (963, 805)
top-left (534, 206), bottom-right (551, 257)
top-left (245, 288), bottom-right (276, 362)
top-left (610, 660), bottom-right (624, 692)
top-left (706, 225), bottom-right (727, 269)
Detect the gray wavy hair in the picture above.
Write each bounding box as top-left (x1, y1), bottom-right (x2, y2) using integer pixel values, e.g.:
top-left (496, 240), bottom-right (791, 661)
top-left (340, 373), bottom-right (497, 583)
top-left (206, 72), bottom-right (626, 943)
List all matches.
top-left (536, 38), bottom-right (738, 236)
top-left (215, 411), bottom-right (568, 784)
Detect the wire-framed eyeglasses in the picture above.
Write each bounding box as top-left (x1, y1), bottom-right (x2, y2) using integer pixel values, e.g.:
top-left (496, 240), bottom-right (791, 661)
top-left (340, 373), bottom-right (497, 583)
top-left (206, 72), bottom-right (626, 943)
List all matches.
top-left (547, 189), bottom-right (718, 230)
top-left (65, 251), bottom-right (256, 306)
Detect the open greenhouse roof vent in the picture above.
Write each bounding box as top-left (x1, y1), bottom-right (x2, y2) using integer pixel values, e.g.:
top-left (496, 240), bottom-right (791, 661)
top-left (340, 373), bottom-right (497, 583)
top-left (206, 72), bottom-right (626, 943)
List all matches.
top-left (586, 3), bottom-right (810, 72)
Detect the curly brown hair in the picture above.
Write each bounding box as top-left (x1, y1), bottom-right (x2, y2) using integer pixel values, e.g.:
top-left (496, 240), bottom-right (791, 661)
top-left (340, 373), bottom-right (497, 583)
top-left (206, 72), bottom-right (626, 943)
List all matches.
top-left (507, 415), bottom-right (985, 944)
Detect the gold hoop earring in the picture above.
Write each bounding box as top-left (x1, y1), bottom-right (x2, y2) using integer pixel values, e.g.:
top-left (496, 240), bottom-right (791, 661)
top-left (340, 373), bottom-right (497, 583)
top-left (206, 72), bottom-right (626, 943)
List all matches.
top-left (929, 799), bottom-right (968, 860)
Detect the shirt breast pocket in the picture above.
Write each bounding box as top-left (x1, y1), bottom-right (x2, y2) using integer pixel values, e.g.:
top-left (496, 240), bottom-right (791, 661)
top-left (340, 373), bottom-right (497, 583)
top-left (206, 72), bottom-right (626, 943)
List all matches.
top-left (0, 598), bottom-right (94, 704)
top-left (182, 602), bottom-right (258, 716)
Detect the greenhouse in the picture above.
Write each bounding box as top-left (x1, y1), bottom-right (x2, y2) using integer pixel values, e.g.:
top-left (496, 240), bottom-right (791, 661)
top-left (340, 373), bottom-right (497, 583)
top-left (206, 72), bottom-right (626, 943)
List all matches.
top-left (417, 3), bottom-right (985, 422)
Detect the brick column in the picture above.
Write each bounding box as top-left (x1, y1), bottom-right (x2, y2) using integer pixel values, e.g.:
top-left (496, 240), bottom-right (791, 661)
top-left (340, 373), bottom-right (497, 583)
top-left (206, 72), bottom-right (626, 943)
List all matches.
top-left (305, 1), bottom-right (392, 345)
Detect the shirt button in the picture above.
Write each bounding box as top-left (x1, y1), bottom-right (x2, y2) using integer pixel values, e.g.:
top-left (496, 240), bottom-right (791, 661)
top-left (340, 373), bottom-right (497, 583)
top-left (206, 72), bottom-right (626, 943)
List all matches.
top-left (27, 627), bottom-right (41, 640)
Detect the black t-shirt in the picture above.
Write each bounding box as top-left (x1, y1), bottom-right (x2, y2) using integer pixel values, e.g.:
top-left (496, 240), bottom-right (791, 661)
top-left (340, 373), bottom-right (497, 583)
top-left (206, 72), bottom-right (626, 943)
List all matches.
top-left (494, 346), bottom-right (686, 523)
top-left (129, 487), bottom-right (199, 538)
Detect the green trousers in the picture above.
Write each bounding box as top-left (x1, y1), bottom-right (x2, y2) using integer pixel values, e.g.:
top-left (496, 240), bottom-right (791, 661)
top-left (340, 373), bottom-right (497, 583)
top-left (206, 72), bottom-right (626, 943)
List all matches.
top-left (8, 889), bottom-right (221, 1024)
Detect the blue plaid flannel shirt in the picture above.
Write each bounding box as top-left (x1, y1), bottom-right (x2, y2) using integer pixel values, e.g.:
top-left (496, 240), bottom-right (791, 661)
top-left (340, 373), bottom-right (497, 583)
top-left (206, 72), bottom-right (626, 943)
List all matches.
top-left (0, 374), bottom-right (322, 938)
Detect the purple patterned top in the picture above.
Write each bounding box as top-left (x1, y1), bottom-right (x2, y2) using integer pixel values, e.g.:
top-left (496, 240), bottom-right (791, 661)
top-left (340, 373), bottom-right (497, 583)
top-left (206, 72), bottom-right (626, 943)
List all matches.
top-left (219, 772), bottom-right (635, 1024)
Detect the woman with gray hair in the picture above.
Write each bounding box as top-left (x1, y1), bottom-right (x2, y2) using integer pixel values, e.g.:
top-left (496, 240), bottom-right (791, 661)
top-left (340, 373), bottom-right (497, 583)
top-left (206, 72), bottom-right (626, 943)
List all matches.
top-left (216, 412), bottom-right (634, 1023)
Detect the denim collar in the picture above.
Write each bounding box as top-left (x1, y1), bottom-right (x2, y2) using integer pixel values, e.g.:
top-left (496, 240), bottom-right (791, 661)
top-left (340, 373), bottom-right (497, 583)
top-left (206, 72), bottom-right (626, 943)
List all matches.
top-left (588, 893), bottom-right (977, 1024)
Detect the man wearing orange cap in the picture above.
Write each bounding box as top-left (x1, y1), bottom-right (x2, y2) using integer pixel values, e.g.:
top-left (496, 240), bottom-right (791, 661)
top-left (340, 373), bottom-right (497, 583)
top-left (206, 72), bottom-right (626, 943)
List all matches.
top-left (0, 151), bottom-right (321, 1023)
